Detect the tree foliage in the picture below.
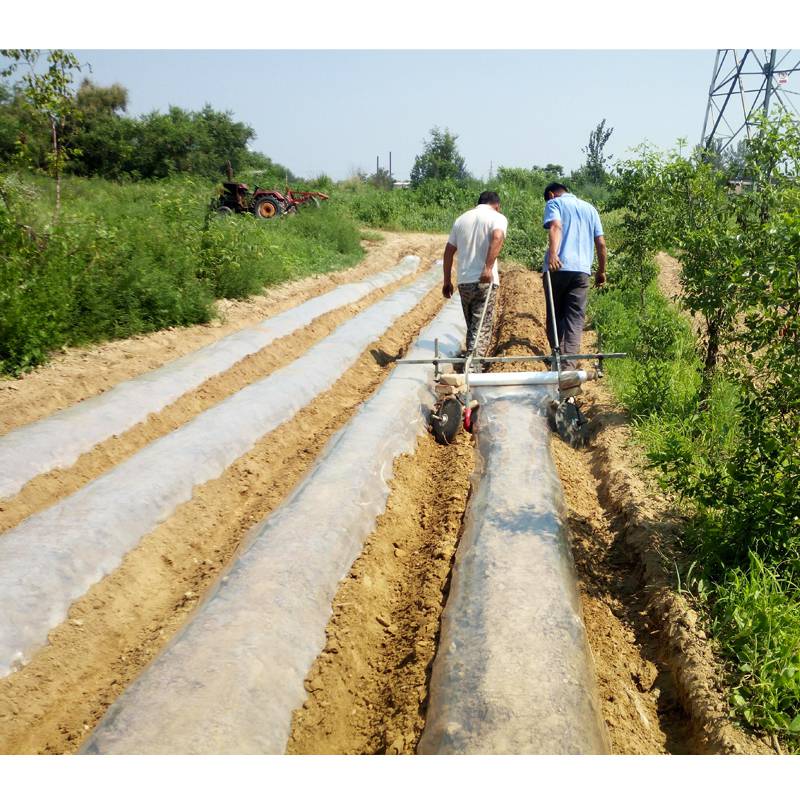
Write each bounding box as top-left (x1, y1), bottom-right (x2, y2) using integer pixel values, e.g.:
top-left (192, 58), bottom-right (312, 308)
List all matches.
top-left (581, 118), bottom-right (614, 184)
top-left (410, 126), bottom-right (469, 187)
top-left (0, 60), bottom-right (292, 183)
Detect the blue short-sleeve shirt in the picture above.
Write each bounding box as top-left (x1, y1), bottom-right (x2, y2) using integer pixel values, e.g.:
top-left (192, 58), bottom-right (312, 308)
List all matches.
top-left (542, 193), bottom-right (604, 274)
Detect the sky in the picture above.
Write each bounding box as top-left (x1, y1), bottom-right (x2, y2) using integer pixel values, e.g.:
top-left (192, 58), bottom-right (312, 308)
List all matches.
top-left (61, 50), bottom-right (716, 181)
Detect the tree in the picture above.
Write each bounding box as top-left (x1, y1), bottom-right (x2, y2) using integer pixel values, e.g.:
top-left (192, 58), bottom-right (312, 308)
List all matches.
top-left (609, 146), bottom-right (665, 308)
top-left (368, 166), bottom-right (393, 189)
top-left (582, 118), bottom-right (614, 184)
top-left (410, 126), bottom-right (468, 187)
top-left (1, 49), bottom-right (82, 221)
top-left (64, 79), bottom-right (132, 179)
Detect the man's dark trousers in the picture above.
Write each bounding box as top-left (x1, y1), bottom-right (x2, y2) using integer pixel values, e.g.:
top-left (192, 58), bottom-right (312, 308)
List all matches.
top-left (543, 270), bottom-right (590, 368)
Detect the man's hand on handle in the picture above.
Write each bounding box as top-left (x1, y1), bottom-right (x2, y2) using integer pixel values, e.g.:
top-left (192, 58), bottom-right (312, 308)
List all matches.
top-left (548, 251), bottom-right (562, 271)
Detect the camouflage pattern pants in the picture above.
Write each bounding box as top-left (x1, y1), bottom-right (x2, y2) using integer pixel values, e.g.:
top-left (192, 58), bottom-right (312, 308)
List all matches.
top-left (458, 282), bottom-right (497, 361)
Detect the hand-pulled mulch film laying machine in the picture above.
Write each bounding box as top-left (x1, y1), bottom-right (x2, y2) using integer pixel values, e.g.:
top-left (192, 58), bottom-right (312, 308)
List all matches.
top-left (397, 271), bottom-right (626, 446)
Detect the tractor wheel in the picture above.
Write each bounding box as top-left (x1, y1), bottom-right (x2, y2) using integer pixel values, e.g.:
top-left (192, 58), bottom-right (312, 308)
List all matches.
top-left (431, 397), bottom-right (462, 445)
top-left (253, 197), bottom-right (281, 220)
top-left (216, 205), bottom-right (233, 216)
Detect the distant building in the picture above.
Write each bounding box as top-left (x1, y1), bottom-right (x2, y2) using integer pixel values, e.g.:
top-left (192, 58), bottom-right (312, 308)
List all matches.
top-left (392, 180), bottom-right (411, 190)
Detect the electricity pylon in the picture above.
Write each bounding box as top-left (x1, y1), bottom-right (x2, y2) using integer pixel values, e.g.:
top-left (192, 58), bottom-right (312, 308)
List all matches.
top-left (700, 49), bottom-right (800, 153)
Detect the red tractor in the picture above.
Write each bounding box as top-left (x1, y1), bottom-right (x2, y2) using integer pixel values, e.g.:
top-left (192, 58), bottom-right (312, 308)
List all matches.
top-left (215, 182), bottom-right (329, 220)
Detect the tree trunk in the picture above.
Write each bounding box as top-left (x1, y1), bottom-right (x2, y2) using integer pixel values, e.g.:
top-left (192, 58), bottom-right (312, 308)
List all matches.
top-left (700, 317), bottom-right (720, 404)
top-left (51, 117), bottom-right (60, 225)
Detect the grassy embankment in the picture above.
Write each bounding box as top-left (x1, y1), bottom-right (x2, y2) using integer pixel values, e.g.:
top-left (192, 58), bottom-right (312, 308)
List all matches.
top-left (0, 173), bottom-right (363, 376)
top-left (590, 215), bottom-right (800, 749)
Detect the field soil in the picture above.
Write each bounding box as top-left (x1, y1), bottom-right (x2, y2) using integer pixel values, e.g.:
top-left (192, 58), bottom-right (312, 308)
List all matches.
top-left (0, 237), bottom-right (759, 755)
top-left (288, 265), bottom-right (700, 754)
top-left (0, 232), bottom-right (447, 754)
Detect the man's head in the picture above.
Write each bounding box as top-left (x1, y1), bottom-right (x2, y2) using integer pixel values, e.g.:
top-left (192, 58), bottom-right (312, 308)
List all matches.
top-left (477, 190), bottom-right (501, 211)
top-left (543, 182), bottom-right (569, 202)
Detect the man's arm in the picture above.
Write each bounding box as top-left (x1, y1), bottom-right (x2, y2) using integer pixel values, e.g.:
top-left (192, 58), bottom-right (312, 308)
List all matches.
top-left (480, 229), bottom-right (505, 283)
top-left (594, 235), bottom-right (607, 287)
top-left (547, 220), bottom-right (563, 271)
top-left (442, 242), bottom-right (457, 298)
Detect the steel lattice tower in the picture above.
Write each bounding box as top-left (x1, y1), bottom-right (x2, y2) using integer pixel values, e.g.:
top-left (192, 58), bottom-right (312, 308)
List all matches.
top-left (701, 49), bottom-right (800, 153)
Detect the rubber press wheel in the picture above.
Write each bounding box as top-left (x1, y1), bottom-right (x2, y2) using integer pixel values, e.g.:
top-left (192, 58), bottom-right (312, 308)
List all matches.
top-left (431, 397), bottom-right (462, 445)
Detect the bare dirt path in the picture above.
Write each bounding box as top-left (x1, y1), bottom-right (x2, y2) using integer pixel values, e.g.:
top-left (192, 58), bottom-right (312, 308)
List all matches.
top-left (288, 434), bottom-right (475, 754)
top-left (655, 251), bottom-right (683, 306)
top-left (0, 231), bottom-right (445, 435)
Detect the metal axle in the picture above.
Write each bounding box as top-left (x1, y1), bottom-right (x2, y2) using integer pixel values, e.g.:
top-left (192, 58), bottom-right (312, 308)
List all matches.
top-left (397, 352), bottom-right (627, 366)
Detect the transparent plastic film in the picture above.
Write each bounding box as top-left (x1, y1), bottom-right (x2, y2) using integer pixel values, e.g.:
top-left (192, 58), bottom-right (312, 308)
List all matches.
top-left (82, 299), bottom-right (466, 754)
top-left (0, 256), bottom-right (421, 501)
top-left (0, 266), bottom-right (438, 678)
top-left (418, 386), bottom-right (609, 754)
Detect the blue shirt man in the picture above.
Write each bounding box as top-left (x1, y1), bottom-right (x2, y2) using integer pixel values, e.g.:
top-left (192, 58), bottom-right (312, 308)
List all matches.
top-left (540, 183), bottom-right (607, 369)
top-left (542, 191), bottom-right (604, 274)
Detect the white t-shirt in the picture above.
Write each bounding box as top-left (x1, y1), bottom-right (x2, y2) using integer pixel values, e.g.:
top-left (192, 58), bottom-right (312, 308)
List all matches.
top-left (447, 204), bottom-right (508, 286)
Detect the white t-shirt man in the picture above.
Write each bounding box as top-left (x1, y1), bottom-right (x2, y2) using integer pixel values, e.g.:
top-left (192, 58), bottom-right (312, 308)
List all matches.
top-left (447, 204), bottom-right (509, 286)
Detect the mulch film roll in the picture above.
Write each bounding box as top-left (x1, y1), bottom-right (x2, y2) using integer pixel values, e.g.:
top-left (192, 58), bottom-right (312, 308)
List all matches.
top-left (82, 298), bottom-right (466, 754)
top-left (0, 256), bottom-right (421, 501)
top-left (418, 386), bottom-right (609, 754)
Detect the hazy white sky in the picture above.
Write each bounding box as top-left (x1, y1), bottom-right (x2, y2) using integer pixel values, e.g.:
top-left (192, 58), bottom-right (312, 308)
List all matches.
top-left (69, 50), bottom-right (715, 180)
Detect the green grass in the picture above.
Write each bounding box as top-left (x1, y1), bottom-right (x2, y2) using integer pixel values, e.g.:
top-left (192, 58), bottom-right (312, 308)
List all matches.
top-left (589, 254), bottom-right (800, 748)
top-left (0, 172), bottom-right (364, 375)
top-left (712, 555), bottom-right (800, 737)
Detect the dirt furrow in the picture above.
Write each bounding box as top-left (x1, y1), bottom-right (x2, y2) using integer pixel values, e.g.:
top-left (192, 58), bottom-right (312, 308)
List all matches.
top-left (0, 282), bottom-right (445, 755)
top-left (287, 433), bottom-right (475, 755)
top-left (493, 266), bottom-right (690, 753)
top-left (0, 265), bottom-right (426, 534)
top-left (0, 231), bottom-right (446, 435)
top-left (286, 264), bottom-right (685, 754)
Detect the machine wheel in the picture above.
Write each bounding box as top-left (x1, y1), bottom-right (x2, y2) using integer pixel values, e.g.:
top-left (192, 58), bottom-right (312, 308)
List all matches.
top-left (253, 197), bottom-right (281, 219)
top-left (216, 205), bottom-right (234, 216)
top-left (431, 397), bottom-right (462, 445)
top-left (548, 398), bottom-right (589, 447)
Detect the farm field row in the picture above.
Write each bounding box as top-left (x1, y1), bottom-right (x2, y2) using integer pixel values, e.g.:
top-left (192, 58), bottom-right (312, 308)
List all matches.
top-left (0, 235), bottom-right (764, 754)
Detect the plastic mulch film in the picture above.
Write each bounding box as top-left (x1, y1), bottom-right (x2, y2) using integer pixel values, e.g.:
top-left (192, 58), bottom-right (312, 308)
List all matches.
top-left (418, 386), bottom-right (610, 754)
top-left (81, 299), bottom-right (466, 754)
top-left (0, 256), bottom-right (421, 501)
top-left (0, 267), bottom-right (439, 679)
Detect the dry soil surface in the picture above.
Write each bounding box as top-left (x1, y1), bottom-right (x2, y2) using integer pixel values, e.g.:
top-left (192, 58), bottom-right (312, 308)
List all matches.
top-left (1, 239), bottom-right (754, 755)
top-left (0, 232), bottom-right (448, 754)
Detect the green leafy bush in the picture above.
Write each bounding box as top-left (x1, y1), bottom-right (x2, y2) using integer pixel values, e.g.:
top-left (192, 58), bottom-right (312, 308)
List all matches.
top-left (0, 173), bottom-right (363, 375)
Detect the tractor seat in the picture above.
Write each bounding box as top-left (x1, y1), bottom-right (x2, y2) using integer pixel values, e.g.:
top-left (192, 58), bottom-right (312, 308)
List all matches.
top-left (223, 182), bottom-right (249, 192)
